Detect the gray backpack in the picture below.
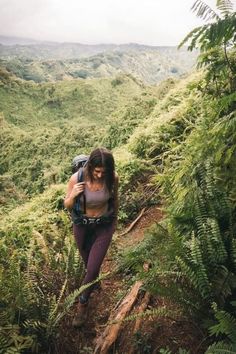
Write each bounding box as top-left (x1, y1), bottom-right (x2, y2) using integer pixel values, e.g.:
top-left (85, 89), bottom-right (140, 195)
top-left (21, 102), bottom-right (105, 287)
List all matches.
top-left (71, 154), bottom-right (89, 173)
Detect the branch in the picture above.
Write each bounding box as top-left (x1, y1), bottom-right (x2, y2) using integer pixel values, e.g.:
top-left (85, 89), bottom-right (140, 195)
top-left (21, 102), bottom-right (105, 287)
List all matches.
top-left (117, 208), bottom-right (146, 237)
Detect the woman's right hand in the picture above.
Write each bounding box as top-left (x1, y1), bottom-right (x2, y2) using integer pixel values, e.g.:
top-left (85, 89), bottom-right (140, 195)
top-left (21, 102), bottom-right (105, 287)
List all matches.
top-left (70, 182), bottom-right (86, 199)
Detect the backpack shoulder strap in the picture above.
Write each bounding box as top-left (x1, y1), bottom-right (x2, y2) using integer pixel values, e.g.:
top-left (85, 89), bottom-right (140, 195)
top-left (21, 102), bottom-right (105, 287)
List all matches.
top-left (77, 167), bottom-right (84, 183)
top-left (76, 167), bottom-right (86, 214)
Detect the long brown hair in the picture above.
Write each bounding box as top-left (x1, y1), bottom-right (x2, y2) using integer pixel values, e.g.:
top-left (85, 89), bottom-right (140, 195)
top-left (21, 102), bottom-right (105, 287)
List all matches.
top-left (85, 148), bottom-right (115, 193)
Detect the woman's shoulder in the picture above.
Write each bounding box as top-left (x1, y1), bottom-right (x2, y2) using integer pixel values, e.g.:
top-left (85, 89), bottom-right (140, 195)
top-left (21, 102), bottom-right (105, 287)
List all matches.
top-left (69, 172), bottom-right (79, 184)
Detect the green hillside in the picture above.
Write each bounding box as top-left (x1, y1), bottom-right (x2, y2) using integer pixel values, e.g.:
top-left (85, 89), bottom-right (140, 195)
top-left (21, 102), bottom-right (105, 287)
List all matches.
top-left (0, 68), bottom-right (147, 127)
top-left (0, 67), bottom-right (159, 213)
top-left (1, 3), bottom-right (236, 351)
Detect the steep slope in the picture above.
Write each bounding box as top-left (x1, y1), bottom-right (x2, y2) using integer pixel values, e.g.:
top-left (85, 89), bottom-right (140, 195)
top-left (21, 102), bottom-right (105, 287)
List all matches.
top-left (0, 68), bottom-right (146, 128)
top-left (0, 67), bottom-right (158, 212)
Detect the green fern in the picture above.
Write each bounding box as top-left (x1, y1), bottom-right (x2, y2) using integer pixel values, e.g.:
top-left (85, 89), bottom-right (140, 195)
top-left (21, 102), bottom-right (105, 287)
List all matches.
top-left (159, 348), bottom-right (172, 354)
top-left (176, 254), bottom-right (211, 299)
top-left (180, 11), bottom-right (236, 50)
top-left (0, 325), bottom-right (35, 354)
top-left (179, 0), bottom-right (236, 94)
top-left (205, 341), bottom-right (236, 353)
top-left (209, 303), bottom-right (236, 343)
top-left (189, 234), bottom-right (212, 297)
top-left (217, 0), bottom-right (234, 16)
top-left (122, 306), bottom-right (180, 325)
top-left (191, 0), bottom-right (219, 21)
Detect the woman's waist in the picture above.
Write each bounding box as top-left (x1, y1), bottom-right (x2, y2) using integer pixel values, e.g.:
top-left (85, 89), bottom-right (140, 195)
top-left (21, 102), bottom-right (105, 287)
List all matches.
top-left (75, 207), bottom-right (115, 225)
top-left (85, 204), bottom-right (109, 218)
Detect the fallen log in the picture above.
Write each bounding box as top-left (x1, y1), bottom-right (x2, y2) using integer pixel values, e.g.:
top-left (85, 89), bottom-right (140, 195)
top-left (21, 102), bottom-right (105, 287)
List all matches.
top-left (126, 291), bottom-right (151, 354)
top-left (133, 291), bottom-right (151, 333)
top-left (118, 208), bottom-right (146, 237)
top-left (94, 280), bottom-right (143, 354)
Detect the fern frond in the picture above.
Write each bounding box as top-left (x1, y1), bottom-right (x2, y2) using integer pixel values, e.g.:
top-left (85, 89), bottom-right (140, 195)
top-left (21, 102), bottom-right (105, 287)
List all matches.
top-left (178, 350), bottom-right (190, 354)
top-left (179, 12), bottom-right (236, 51)
top-left (208, 219), bottom-right (227, 264)
top-left (190, 235), bottom-right (211, 298)
top-left (192, 0), bottom-right (220, 21)
top-left (32, 229), bottom-right (49, 263)
top-left (217, 0), bottom-right (234, 16)
top-left (48, 277), bottom-right (68, 323)
top-left (212, 266), bottom-right (236, 302)
top-left (0, 334), bottom-right (9, 352)
top-left (0, 325), bottom-right (35, 353)
top-left (159, 348), bottom-right (172, 354)
top-left (72, 248), bottom-right (84, 284)
top-left (178, 26), bottom-right (204, 49)
top-left (205, 341), bottom-right (235, 353)
top-left (209, 307), bottom-right (236, 342)
top-left (176, 255), bottom-right (211, 299)
top-left (23, 319), bottom-right (46, 332)
top-left (120, 306), bottom-right (180, 324)
top-left (229, 239), bottom-right (236, 272)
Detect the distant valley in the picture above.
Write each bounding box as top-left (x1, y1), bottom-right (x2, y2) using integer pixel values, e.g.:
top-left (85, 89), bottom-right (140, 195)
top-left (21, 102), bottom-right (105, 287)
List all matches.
top-left (0, 36), bottom-right (197, 85)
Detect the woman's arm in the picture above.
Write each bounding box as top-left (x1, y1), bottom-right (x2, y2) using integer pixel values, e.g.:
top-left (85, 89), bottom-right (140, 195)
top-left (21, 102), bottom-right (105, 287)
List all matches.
top-left (64, 173), bottom-right (85, 210)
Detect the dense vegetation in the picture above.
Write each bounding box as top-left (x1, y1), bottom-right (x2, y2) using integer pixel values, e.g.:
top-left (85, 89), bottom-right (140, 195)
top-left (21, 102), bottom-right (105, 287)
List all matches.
top-left (120, 1), bottom-right (236, 352)
top-left (0, 0), bottom-right (236, 352)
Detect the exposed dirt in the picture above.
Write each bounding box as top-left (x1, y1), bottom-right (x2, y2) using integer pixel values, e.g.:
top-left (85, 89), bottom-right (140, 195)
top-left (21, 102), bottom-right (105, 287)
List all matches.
top-left (56, 206), bottom-right (207, 354)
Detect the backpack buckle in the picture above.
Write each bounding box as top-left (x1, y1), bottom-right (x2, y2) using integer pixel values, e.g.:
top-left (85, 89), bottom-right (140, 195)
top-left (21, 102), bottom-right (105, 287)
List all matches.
top-left (81, 217), bottom-right (101, 225)
top-left (82, 218), bottom-right (88, 225)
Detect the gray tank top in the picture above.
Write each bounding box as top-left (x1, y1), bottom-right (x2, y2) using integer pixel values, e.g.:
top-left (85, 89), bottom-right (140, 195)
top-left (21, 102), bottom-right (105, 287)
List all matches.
top-left (83, 185), bottom-right (110, 209)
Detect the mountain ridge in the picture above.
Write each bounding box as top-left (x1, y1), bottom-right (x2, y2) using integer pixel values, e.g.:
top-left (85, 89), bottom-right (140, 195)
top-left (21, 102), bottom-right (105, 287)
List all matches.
top-left (0, 35), bottom-right (182, 49)
top-left (0, 35), bottom-right (194, 59)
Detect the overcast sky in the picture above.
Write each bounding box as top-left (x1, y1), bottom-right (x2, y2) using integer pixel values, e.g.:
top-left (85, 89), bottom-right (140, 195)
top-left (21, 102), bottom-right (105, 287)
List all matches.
top-left (0, 0), bottom-right (231, 46)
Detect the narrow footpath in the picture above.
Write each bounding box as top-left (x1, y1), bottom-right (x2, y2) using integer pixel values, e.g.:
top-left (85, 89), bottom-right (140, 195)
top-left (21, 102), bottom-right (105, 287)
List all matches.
top-left (57, 206), bottom-right (206, 354)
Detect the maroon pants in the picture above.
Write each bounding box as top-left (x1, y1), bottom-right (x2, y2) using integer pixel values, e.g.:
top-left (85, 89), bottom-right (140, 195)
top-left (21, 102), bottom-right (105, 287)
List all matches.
top-left (73, 222), bottom-right (114, 300)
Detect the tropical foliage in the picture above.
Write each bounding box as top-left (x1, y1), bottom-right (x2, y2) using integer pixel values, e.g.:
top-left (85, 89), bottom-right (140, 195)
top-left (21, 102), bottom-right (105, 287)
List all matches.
top-left (120, 0), bottom-right (236, 352)
top-left (0, 185), bottom-right (85, 352)
top-left (1, 0), bottom-right (236, 352)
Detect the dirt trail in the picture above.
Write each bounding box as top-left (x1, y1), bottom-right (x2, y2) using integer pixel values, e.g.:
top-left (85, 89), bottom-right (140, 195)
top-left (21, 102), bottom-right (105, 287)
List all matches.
top-left (57, 206), bottom-right (206, 354)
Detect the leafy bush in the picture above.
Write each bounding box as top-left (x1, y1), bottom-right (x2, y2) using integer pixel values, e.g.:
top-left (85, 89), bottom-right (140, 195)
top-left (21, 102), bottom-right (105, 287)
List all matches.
top-left (116, 155), bottom-right (158, 223)
top-left (0, 185), bottom-right (85, 352)
top-left (104, 96), bottom-right (156, 150)
top-left (111, 77), bottom-right (124, 87)
top-left (71, 69), bottom-right (89, 79)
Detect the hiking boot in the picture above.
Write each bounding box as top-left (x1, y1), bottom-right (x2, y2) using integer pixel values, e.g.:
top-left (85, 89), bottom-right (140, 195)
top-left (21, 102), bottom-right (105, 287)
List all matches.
top-left (72, 302), bottom-right (88, 328)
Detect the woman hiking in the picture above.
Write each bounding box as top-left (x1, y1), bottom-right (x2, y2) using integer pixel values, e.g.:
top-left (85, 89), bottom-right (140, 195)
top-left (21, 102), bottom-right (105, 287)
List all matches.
top-left (64, 147), bottom-right (119, 327)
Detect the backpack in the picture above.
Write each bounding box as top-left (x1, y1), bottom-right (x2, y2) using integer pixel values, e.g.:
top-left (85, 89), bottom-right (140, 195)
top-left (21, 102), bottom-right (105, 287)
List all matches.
top-left (70, 154), bottom-right (89, 222)
top-left (71, 154), bottom-right (89, 173)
